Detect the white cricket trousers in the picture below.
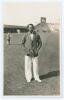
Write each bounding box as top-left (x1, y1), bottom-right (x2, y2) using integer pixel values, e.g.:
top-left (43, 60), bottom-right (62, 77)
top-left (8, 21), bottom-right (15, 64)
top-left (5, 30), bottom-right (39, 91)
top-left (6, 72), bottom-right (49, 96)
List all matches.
top-left (25, 55), bottom-right (39, 81)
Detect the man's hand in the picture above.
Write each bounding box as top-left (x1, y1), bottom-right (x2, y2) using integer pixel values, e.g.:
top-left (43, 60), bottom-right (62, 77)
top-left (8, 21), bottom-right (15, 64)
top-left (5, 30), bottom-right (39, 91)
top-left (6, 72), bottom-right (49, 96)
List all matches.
top-left (34, 49), bottom-right (38, 55)
top-left (29, 49), bottom-right (34, 57)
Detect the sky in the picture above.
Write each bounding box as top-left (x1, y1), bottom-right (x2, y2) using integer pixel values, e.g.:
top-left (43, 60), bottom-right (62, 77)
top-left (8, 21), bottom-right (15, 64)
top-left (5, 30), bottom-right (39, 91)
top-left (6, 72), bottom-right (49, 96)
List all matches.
top-left (3, 2), bottom-right (61, 26)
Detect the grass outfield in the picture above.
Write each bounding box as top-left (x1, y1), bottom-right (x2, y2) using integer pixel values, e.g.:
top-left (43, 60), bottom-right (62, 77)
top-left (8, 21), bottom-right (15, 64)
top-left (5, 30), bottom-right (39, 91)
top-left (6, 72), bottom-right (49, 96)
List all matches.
top-left (4, 31), bottom-right (60, 95)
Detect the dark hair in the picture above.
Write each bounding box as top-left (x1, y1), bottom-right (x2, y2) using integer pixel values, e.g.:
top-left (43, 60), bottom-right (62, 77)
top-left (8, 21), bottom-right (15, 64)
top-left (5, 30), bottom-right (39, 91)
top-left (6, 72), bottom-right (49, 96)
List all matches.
top-left (27, 24), bottom-right (34, 30)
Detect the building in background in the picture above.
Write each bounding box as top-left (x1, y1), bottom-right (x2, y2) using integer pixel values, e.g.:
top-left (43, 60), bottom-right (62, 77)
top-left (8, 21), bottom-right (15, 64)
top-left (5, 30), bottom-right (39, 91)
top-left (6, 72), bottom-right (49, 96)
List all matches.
top-left (4, 25), bottom-right (28, 33)
top-left (4, 17), bottom-right (59, 34)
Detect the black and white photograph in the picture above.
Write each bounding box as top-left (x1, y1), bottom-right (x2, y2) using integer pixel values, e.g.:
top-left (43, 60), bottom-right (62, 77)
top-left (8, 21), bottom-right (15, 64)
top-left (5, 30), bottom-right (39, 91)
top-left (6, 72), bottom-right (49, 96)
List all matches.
top-left (3, 1), bottom-right (61, 95)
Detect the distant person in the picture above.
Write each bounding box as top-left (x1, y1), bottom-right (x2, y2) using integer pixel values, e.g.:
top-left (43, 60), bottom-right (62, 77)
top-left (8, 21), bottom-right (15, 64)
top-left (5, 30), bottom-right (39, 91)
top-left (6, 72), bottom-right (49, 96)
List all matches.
top-left (7, 32), bottom-right (11, 45)
top-left (17, 29), bottom-right (20, 34)
top-left (22, 24), bottom-right (42, 82)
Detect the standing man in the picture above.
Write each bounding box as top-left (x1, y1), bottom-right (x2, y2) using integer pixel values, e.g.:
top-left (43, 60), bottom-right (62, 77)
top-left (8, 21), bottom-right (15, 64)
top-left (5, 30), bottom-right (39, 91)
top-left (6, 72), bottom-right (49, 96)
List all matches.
top-left (17, 29), bottom-right (20, 34)
top-left (7, 32), bottom-right (11, 45)
top-left (22, 24), bottom-right (42, 82)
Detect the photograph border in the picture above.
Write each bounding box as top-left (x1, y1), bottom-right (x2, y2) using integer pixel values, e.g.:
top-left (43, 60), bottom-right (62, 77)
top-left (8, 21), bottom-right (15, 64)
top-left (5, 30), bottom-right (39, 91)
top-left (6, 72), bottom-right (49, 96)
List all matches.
top-left (0, 0), bottom-right (64, 99)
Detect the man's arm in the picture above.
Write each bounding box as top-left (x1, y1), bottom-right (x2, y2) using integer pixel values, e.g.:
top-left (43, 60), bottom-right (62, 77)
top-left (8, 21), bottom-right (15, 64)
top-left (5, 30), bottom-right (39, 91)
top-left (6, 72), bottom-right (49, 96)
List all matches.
top-left (22, 34), bottom-right (29, 54)
top-left (37, 34), bottom-right (42, 52)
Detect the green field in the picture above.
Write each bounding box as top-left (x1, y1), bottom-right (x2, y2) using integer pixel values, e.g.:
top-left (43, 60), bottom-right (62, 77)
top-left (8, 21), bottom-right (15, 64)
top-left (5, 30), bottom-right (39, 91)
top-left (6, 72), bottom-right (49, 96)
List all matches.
top-left (4, 31), bottom-right (60, 95)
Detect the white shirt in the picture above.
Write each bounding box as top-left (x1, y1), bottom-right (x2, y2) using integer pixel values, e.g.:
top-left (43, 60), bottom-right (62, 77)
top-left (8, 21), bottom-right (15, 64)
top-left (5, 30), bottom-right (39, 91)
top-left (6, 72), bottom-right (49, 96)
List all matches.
top-left (30, 34), bottom-right (34, 41)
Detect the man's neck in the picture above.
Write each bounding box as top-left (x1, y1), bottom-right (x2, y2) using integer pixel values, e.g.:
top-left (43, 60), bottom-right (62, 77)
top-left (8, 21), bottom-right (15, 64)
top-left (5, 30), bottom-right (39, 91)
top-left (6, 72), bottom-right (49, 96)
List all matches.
top-left (30, 30), bottom-right (35, 35)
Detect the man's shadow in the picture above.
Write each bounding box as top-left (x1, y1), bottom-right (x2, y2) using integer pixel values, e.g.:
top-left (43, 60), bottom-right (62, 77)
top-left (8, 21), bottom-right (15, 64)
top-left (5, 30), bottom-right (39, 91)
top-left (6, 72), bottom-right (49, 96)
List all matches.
top-left (32, 70), bottom-right (60, 81)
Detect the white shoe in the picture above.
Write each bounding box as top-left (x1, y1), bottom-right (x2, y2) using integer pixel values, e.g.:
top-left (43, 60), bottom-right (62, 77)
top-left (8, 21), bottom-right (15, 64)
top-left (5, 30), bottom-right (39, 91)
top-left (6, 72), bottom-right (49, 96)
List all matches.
top-left (35, 79), bottom-right (42, 82)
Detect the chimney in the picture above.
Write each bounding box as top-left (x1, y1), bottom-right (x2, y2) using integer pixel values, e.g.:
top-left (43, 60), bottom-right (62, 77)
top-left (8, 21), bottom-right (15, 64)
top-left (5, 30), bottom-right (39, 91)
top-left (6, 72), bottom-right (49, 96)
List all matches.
top-left (41, 17), bottom-right (46, 23)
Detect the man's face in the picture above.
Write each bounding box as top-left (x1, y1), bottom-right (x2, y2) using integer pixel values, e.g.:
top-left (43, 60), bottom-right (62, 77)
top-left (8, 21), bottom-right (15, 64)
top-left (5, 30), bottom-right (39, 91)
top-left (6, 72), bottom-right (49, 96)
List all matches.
top-left (28, 25), bottom-right (33, 32)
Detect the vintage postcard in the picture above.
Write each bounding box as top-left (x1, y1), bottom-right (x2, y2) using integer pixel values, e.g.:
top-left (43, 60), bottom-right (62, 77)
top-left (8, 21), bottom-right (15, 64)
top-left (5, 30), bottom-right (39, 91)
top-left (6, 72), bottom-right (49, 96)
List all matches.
top-left (3, 1), bottom-right (61, 96)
